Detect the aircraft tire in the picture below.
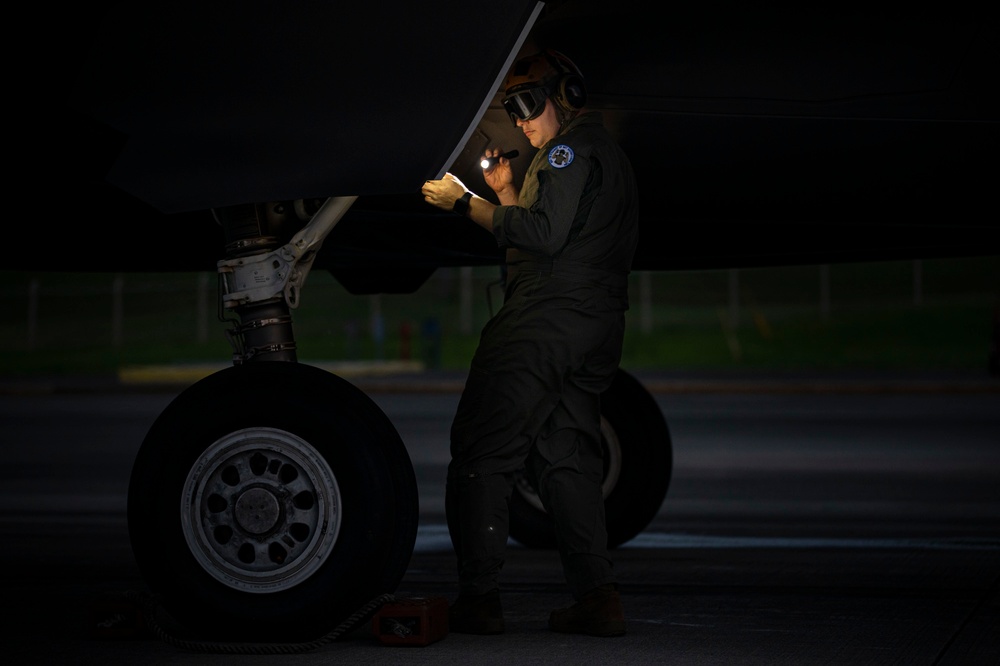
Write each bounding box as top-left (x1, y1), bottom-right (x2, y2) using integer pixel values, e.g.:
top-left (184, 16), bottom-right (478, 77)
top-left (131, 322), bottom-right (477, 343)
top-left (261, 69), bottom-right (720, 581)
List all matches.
top-left (509, 368), bottom-right (672, 550)
top-left (127, 362), bottom-right (417, 641)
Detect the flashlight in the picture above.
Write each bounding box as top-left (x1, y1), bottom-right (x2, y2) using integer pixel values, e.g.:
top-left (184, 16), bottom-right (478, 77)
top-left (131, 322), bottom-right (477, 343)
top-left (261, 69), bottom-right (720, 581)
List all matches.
top-left (480, 150), bottom-right (519, 169)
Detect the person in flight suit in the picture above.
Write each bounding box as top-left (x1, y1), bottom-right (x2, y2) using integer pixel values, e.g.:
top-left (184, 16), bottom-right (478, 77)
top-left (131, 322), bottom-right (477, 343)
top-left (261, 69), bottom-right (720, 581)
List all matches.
top-left (420, 48), bottom-right (639, 637)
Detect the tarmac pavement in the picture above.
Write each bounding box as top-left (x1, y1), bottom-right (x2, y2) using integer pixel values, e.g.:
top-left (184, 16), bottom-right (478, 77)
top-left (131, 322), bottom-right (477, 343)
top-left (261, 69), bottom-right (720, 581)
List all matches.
top-left (2, 364), bottom-right (998, 664)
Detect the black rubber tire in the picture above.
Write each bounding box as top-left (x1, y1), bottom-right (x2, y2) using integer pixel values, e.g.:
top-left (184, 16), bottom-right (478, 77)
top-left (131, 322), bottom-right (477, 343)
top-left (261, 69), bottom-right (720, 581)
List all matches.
top-left (127, 362), bottom-right (417, 641)
top-left (508, 368), bottom-right (672, 549)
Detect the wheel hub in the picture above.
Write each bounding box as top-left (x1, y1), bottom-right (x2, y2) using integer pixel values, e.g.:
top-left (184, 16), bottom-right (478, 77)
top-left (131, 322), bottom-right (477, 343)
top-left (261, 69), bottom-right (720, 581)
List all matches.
top-left (234, 487), bottom-right (281, 535)
top-left (181, 427), bottom-right (342, 593)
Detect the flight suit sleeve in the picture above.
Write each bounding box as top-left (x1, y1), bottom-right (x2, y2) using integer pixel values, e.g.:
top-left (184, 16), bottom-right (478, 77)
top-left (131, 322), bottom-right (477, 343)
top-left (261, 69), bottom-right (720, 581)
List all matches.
top-left (492, 143), bottom-right (591, 256)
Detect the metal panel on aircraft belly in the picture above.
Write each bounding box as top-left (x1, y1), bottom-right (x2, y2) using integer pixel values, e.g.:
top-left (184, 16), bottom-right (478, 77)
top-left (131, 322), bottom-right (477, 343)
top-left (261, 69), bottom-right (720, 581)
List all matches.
top-left (71, 2), bottom-right (542, 213)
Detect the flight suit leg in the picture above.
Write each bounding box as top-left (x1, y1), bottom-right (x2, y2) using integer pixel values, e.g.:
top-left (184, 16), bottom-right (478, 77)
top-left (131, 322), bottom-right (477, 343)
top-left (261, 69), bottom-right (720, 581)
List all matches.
top-left (446, 272), bottom-right (625, 599)
top-left (526, 381), bottom-right (616, 600)
top-left (445, 469), bottom-right (514, 595)
top-left (447, 353), bottom-right (558, 596)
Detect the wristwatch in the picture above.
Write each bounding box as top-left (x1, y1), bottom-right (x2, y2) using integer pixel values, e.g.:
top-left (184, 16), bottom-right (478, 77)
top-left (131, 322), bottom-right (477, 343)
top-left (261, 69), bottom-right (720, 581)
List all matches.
top-left (453, 192), bottom-right (473, 216)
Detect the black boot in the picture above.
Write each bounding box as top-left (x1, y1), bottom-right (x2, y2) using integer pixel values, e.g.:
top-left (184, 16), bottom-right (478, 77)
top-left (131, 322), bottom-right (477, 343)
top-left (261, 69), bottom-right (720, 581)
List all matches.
top-left (449, 589), bottom-right (505, 634)
top-left (549, 584), bottom-right (626, 637)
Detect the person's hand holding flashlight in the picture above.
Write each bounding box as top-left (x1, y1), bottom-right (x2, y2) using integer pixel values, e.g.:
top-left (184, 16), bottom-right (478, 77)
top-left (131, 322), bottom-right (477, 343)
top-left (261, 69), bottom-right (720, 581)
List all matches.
top-left (480, 150), bottom-right (519, 170)
top-left (481, 148), bottom-right (516, 197)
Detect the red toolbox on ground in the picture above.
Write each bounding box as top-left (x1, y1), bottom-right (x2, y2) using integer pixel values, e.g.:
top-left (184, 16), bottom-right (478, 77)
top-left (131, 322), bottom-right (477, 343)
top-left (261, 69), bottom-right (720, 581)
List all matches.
top-left (372, 596), bottom-right (449, 646)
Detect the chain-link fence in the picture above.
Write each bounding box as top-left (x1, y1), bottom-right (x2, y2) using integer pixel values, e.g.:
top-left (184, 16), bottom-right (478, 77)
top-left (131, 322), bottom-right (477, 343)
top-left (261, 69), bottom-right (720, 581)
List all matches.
top-left (2, 256), bottom-right (997, 376)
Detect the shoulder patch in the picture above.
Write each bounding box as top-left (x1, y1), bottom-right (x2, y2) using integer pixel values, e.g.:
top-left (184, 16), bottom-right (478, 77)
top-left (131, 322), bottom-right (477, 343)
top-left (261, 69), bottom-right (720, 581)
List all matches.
top-left (547, 144), bottom-right (574, 168)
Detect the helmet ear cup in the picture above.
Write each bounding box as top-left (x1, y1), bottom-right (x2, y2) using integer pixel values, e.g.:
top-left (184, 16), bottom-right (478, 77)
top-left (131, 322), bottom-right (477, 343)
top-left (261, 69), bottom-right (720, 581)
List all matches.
top-left (539, 49), bottom-right (586, 113)
top-left (556, 73), bottom-right (587, 111)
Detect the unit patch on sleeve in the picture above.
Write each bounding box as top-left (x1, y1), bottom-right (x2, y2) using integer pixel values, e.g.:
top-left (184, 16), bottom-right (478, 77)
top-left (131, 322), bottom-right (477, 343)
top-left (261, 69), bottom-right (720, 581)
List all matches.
top-left (548, 144), bottom-right (574, 168)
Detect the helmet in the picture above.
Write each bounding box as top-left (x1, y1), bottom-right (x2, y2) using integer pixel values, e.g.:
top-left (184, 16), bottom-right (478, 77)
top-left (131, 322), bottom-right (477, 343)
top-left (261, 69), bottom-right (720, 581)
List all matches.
top-left (501, 49), bottom-right (587, 124)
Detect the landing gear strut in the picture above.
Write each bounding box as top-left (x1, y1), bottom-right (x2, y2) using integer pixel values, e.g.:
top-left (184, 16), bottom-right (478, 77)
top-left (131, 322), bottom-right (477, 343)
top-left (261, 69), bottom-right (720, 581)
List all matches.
top-left (127, 198), bottom-right (418, 641)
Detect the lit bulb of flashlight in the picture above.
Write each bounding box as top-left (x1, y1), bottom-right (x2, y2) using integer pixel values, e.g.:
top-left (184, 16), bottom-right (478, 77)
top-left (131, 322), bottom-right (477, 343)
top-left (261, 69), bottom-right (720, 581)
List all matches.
top-left (481, 150), bottom-right (519, 169)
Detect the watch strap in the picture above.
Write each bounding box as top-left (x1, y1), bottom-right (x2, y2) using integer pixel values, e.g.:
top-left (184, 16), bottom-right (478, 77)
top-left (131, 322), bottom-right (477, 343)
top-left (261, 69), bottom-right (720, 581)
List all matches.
top-left (453, 191), bottom-right (473, 216)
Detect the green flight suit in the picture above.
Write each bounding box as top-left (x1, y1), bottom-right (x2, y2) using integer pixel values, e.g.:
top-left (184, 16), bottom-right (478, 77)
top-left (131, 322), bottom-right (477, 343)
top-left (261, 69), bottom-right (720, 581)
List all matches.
top-left (447, 111), bottom-right (640, 600)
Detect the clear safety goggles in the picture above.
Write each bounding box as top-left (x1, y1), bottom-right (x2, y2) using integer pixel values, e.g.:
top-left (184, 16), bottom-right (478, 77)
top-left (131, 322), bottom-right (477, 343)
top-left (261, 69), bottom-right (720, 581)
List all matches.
top-left (501, 86), bottom-right (550, 124)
